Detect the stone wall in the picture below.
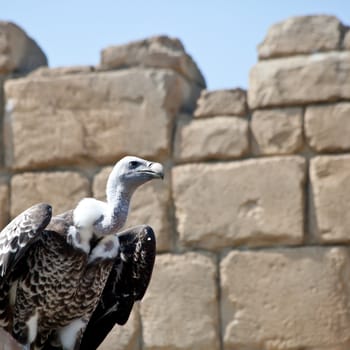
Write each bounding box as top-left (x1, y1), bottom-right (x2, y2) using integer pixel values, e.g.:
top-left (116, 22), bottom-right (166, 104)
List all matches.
top-left (1, 14), bottom-right (350, 350)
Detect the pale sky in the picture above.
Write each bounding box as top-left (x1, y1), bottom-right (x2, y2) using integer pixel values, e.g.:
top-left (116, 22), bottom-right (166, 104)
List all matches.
top-left (2, 1), bottom-right (350, 90)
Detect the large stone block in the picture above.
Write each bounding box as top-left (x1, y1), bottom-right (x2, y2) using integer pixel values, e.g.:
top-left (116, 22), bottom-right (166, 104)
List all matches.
top-left (4, 68), bottom-right (200, 170)
top-left (0, 184), bottom-right (9, 229)
top-left (251, 108), bottom-right (303, 155)
top-left (100, 36), bottom-right (205, 87)
top-left (30, 65), bottom-right (94, 77)
top-left (174, 115), bottom-right (249, 162)
top-left (344, 29), bottom-right (350, 50)
top-left (93, 166), bottom-right (172, 251)
top-left (140, 253), bottom-right (219, 350)
top-left (310, 155), bottom-right (350, 243)
top-left (11, 171), bottom-right (90, 218)
top-left (172, 157), bottom-right (305, 250)
top-left (221, 247), bottom-right (350, 350)
top-left (0, 21), bottom-right (47, 74)
top-left (194, 89), bottom-right (247, 117)
top-left (258, 15), bottom-right (342, 59)
top-left (98, 307), bottom-right (140, 350)
top-left (305, 103), bottom-right (350, 152)
top-left (249, 52), bottom-right (350, 109)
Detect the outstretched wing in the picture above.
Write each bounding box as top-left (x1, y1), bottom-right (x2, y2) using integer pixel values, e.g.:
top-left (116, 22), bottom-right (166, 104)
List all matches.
top-left (0, 203), bottom-right (52, 279)
top-left (79, 225), bottom-right (156, 350)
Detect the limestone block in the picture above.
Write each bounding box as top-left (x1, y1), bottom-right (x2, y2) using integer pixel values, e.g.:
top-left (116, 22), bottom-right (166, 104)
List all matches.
top-left (98, 307), bottom-right (140, 350)
top-left (249, 52), bottom-right (350, 109)
top-left (221, 247), bottom-right (350, 350)
top-left (194, 89), bottom-right (247, 117)
top-left (310, 155), bottom-right (350, 243)
top-left (11, 171), bottom-right (90, 218)
top-left (4, 68), bottom-right (200, 170)
top-left (258, 15), bottom-right (342, 59)
top-left (251, 108), bottom-right (303, 155)
top-left (100, 35), bottom-right (205, 87)
top-left (0, 75), bottom-right (5, 162)
top-left (0, 21), bottom-right (47, 74)
top-left (140, 253), bottom-right (219, 350)
top-left (0, 74), bottom-right (5, 107)
top-left (172, 157), bottom-right (305, 250)
top-left (343, 29), bottom-right (350, 50)
top-left (93, 166), bottom-right (172, 251)
top-left (0, 184), bottom-right (9, 229)
top-left (30, 65), bottom-right (94, 77)
top-left (305, 103), bottom-right (350, 152)
top-left (174, 115), bottom-right (249, 162)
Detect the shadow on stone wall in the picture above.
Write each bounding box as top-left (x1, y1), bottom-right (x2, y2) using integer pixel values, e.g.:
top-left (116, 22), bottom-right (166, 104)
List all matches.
top-left (1, 14), bottom-right (350, 350)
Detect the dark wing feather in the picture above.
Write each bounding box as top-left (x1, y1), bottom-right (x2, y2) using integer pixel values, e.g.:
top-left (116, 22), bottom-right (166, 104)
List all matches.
top-left (79, 225), bottom-right (156, 350)
top-left (0, 203), bottom-right (52, 278)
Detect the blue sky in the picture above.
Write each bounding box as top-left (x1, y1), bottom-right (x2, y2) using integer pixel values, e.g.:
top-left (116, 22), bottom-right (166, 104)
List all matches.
top-left (2, 1), bottom-right (350, 90)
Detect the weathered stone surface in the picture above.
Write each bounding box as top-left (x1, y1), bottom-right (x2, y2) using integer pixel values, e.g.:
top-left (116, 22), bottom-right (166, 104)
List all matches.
top-left (174, 115), bottom-right (249, 162)
top-left (251, 108), bottom-right (303, 155)
top-left (343, 29), bottom-right (350, 50)
top-left (140, 253), bottom-right (219, 350)
top-left (99, 307), bottom-right (140, 350)
top-left (0, 184), bottom-right (9, 229)
top-left (93, 166), bottom-right (172, 251)
top-left (0, 21), bottom-right (47, 74)
top-left (305, 103), bottom-right (350, 152)
top-left (0, 329), bottom-right (20, 350)
top-left (30, 65), bottom-right (94, 77)
top-left (249, 52), bottom-right (350, 109)
top-left (194, 88), bottom-right (247, 117)
top-left (258, 15), bottom-right (342, 59)
top-left (0, 74), bottom-right (6, 164)
top-left (100, 35), bottom-right (205, 87)
top-left (0, 74), bottom-right (5, 110)
top-left (11, 171), bottom-right (90, 218)
top-left (221, 247), bottom-right (350, 350)
top-left (172, 157), bottom-right (305, 249)
top-left (310, 155), bottom-right (350, 243)
top-left (4, 68), bottom-right (200, 170)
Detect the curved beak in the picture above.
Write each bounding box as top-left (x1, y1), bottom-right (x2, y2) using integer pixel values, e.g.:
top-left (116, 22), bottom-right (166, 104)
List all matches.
top-left (138, 162), bottom-right (164, 179)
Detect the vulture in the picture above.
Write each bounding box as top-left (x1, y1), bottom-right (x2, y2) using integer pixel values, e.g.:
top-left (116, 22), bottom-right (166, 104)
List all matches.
top-left (0, 156), bottom-right (163, 350)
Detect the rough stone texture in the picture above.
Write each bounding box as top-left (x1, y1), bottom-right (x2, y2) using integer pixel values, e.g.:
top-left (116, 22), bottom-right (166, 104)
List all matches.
top-left (343, 29), bottom-right (350, 50)
top-left (194, 88), bottom-right (247, 117)
top-left (0, 329), bottom-right (20, 350)
top-left (99, 307), bottom-right (140, 350)
top-left (174, 115), bottom-right (249, 162)
top-left (93, 166), bottom-right (172, 252)
top-left (221, 247), bottom-right (350, 350)
top-left (305, 103), bottom-right (350, 152)
top-left (251, 108), bottom-right (303, 155)
top-left (4, 68), bottom-right (200, 170)
top-left (258, 15), bottom-right (342, 59)
top-left (172, 157), bottom-right (305, 250)
top-left (0, 73), bottom-right (5, 110)
top-left (310, 155), bottom-right (350, 243)
top-left (0, 21), bottom-right (47, 74)
top-left (0, 74), bottom-right (5, 165)
top-left (140, 253), bottom-right (219, 350)
top-left (249, 52), bottom-right (350, 109)
top-left (0, 184), bottom-right (9, 230)
top-left (10, 171), bottom-right (90, 218)
top-left (100, 35), bottom-right (205, 87)
top-left (30, 65), bottom-right (94, 77)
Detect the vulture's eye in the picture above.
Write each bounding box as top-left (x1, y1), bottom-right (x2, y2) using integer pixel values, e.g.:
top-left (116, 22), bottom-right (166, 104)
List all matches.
top-left (129, 161), bottom-right (140, 169)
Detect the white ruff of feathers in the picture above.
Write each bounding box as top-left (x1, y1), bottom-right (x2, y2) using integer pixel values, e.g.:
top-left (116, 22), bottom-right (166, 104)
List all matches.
top-left (71, 165), bottom-right (133, 253)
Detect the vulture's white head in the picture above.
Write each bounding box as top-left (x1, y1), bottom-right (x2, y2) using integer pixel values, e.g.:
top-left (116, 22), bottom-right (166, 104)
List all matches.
top-left (106, 156), bottom-right (164, 201)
